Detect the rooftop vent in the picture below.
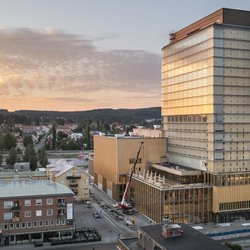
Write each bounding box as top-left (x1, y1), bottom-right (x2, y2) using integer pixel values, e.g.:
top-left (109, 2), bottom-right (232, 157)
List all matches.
top-left (162, 222), bottom-right (183, 238)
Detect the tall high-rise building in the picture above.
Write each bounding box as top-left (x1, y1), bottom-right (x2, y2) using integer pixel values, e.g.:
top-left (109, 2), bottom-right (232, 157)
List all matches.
top-left (161, 8), bottom-right (250, 222)
top-left (93, 8), bottom-right (250, 224)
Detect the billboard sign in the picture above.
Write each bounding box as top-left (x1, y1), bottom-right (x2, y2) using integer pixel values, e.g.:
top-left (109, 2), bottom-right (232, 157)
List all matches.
top-left (66, 203), bottom-right (73, 220)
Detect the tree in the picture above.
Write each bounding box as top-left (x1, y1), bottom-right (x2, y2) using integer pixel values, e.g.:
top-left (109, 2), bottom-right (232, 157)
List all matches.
top-left (38, 147), bottom-right (48, 168)
top-left (52, 125), bottom-right (57, 150)
top-left (23, 144), bottom-right (36, 162)
top-left (0, 135), bottom-right (4, 151)
top-left (6, 148), bottom-right (17, 167)
top-left (225, 242), bottom-right (242, 250)
top-left (57, 131), bottom-right (68, 140)
top-left (83, 124), bottom-right (91, 149)
top-left (35, 117), bottom-right (40, 125)
top-left (0, 153), bottom-right (3, 165)
top-left (29, 155), bottom-right (37, 171)
top-left (23, 135), bottom-right (33, 147)
top-left (3, 133), bottom-right (16, 151)
top-left (56, 118), bottom-right (65, 126)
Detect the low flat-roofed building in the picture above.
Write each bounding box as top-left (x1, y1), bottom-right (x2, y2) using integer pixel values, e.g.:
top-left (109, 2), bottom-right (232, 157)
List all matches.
top-left (0, 179), bottom-right (74, 245)
top-left (92, 134), bottom-right (167, 201)
top-left (0, 170), bottom-right (48, 180)
top-left (131, 167), bottom-right (212, 223)
top-left (118, 223), bottom-right (229, 250)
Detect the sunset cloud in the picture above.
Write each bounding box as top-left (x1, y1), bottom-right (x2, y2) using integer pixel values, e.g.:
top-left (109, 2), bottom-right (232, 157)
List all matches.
top-left (0, 28), bottom-right (160, 111)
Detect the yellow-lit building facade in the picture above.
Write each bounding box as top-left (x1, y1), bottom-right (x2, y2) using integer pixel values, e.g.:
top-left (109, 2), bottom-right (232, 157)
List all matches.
top-left (48, 165), bottom-right (90, 202)
top-left (162, 8), bottom-right (250, 222)
top-left (93, 135), bottom-right (167, 201)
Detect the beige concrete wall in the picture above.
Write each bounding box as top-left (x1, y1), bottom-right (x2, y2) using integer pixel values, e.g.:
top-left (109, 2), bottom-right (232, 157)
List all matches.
top-left (94, 136), bottom-right (118, 184)
top-left (54, 167), bottom-right (89, 201)
top-left (94, 135), bottom-right (167, 186)
top-left (132, 128), bottom-right (162, 138)
top-left (117, 138), bottom-right (167, 177)
top-left (213, 185), bottom-right (250, 212)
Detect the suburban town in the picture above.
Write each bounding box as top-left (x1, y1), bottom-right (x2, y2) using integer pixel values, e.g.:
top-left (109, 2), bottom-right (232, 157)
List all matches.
top-left (1, 2), bottom-right (250, 250)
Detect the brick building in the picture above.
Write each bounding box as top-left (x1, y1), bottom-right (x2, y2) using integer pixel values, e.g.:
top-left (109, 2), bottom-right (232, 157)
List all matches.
top-left (0, 179), bottom-right (74, 245)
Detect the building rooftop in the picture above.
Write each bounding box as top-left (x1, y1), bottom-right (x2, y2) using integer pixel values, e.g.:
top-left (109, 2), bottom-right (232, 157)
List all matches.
top-left (165, 8), bottom-right (250, 45)
top-left (118, 237), bottom-right (143, 250)
top-left (95, 134), bottom-right (165, 139)
top-left (47, 159), bottom-right (88, 178)
top-left (132, 170), bottom-right (209, 190)
top-left (138, 223), bottom-right (229, 250)
top-left (0, 170), bottom-right (47, 178)
top-left (152, 162), bottom-right (202, 176)
top-left (0, 179), bottom-right (74, 198)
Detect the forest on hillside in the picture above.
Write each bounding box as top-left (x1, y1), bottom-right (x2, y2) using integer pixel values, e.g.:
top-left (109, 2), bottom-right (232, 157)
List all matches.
top-left (0, 107), bottom-right (161, 125)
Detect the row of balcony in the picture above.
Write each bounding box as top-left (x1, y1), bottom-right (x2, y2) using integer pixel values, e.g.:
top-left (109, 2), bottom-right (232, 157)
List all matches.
top-left (10, 213), bottom-right (66, 223)
top-left (66, 175), bottom-right (81, 179)
top-left (11, 205), bottom-right (21, 211)
top-left (69, 183), bottom-right (78, 187)
top-left (7, 203), bottom-right (67, 210)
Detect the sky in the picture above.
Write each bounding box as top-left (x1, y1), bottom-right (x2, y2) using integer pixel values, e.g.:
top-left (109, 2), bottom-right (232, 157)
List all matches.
top-left (0, 0), bottom-right (249, 111)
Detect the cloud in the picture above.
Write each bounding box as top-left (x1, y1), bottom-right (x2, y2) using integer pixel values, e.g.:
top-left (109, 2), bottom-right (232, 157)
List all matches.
top-left (0, 28), bottom-right (161, 110)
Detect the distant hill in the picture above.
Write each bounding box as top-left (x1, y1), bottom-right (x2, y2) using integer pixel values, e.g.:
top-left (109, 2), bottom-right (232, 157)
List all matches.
top-left (0, 107), bottom-right (161, 125)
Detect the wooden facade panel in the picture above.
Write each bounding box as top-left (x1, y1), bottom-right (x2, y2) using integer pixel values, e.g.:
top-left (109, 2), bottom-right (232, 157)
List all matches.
top-left (213, 185), bottom-right (250, 212)
top-left (94, 136), bottom-right (167, 185)
top-left (168, 8), bottom-right (250, 45)
top-left (169, 9), bottom-right (223, 44)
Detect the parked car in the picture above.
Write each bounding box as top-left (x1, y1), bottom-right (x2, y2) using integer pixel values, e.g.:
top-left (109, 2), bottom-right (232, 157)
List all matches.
top-left (125, 219), bottom-right (133, 226)
top-left (132, 208), bottom-right (139, 213)
top-left (123, 209), bottom-right (134, 215)
top-left (93, 212), bottom-right (101, 219)
top-left (112, 202), bottom-right (120, 208)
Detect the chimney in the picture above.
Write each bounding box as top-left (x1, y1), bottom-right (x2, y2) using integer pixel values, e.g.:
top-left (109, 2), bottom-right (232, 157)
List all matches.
top-left (162, 219), bottom-right (183, 238)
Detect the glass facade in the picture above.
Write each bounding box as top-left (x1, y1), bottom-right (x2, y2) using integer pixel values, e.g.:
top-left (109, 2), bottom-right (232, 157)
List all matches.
top-left (162, 24), bottom-right (250, 173)
top-left (162, 26), bottom-right (214, 117)
top-left (131, 171), bottom-right (212, 223)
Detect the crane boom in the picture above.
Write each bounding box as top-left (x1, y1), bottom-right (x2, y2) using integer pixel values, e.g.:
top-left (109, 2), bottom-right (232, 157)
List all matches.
top-left (120, 141), bottom-right (144, 209)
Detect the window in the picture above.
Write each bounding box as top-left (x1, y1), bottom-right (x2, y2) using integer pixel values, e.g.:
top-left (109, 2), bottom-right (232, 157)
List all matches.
top-left (58, 198), bottom-right (65, 204)
top-left (36, 210), bottom-right (42, 217)
top-left (47, 198), bottom-right (53, 205)
top-left (9, 224), bottom-right (14, 230)
top-left (4, 212), bottom-right (12, 220)
top-left (27, 222), bottom-right (32, 228)
top-left (129, 158), bottom-right (142, 164)
top-left (36, 199), bottom-right (42, 206)
top-left (45, 221), bottom-right (49, 226)
top-left (15, 223), bottom-right (20, 229)
top-left (4, 224), bottom-right (8, 230)
top-left (56, 219), bottom-right (60, 225)
top-left (47, 209), bottom-right (53, 216)
top-left (61, 219), bottom-right (66, 225)
top-left (33, 222), bottom-right (37, 227)
top-left (39, 221), bottom-right (43, 227)
top-left (25, 211), bottom-right (31, 217)
top-left (50, 220), bottom-right (54, 226)
top-left (21, 222), bottom-right (26, 228)
top-left (4, 201), bottom-right (13, 209)
top-left (25, 200), bottom-right (31, 207)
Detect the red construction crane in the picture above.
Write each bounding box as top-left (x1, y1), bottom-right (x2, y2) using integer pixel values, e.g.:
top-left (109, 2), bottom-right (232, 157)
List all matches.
top-left (120, 141), bottom-right (144, 210)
